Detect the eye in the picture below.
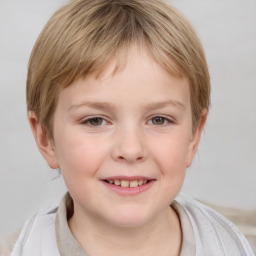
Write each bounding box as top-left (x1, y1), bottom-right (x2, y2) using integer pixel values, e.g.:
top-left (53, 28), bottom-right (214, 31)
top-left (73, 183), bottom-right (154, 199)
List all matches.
top-left (81, 117), bottom-right (107, 126)
top-left (149, 116), bottom-right (171, 125)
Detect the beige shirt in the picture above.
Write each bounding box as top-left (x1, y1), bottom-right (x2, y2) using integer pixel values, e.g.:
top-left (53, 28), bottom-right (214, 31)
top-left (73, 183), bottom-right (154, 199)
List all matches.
top-left (1, 194), bottom-right (196, 256)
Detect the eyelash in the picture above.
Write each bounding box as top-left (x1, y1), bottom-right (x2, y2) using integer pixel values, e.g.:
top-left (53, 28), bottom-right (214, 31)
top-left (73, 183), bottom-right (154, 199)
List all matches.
top-left (80, 115), bottom-right (173, 127)
top-left (80, 116), bottom-right (109, 127)
top-left (148, 116), bottom-right (173, 126)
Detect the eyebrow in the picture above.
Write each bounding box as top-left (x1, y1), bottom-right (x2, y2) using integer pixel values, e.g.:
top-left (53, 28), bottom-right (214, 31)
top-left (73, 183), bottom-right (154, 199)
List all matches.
top-left (142, 100), bottom-right (186, 112)
top-left (68, 101), bottom-right (117, 112)
top-left (68, 99), bottom-right (185, 112)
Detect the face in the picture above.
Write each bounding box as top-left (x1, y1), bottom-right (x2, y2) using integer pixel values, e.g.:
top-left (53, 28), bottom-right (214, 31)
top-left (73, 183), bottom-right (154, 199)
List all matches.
top-left (32, 47), bottom-right (204, 228)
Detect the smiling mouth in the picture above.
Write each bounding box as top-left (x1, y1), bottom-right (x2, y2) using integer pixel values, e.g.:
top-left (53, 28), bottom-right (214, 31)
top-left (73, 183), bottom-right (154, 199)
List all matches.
top-left (103, 179), bottom-right (150, 188)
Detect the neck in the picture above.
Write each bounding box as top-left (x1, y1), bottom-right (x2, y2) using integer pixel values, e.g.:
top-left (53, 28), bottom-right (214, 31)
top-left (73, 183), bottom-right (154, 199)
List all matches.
top-left (68, 206), bottom-right (182, 256)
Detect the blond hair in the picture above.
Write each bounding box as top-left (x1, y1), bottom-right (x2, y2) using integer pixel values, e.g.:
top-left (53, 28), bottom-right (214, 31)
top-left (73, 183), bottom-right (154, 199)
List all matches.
top-left (27, 0), bottom-right (210, 137)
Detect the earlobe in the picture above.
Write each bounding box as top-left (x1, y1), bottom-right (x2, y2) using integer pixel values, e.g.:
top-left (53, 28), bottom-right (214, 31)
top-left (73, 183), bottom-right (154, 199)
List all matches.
top-left (28, 111), bottom-right (59, 169)
top-left (186, 110), bottom-right (207, 167)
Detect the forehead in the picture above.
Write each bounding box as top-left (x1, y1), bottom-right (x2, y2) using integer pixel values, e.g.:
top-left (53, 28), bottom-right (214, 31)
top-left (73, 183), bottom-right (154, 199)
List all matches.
top-left (74, 43), bottom-right (184, 84)
top-left (56, 46), bottom-right (191, 113)
top-left (84, 45), bottom-right (185, 90)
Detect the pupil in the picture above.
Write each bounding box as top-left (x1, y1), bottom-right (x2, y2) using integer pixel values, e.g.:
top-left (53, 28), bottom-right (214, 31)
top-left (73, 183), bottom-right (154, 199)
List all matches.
top-left (153, 117), bottom-right (164, 125)
top-left (90, 118), bottom-right (102, 126)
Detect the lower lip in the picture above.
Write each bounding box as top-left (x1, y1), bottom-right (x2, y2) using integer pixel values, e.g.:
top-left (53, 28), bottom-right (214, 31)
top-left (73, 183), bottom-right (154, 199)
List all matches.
top-left (102, 180), bottom-right (155, 196)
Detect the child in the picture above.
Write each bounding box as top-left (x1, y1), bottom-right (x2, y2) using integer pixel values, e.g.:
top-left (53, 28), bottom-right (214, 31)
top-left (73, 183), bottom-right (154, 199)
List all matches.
top-left (3, 0), bottom-right (254, 255)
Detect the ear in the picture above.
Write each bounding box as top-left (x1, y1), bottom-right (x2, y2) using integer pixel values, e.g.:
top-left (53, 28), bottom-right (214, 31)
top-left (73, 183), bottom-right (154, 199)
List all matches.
top-left (186, 109), bottom-right (207, 167)
top-left (28, 111), bottom-right (59, 169)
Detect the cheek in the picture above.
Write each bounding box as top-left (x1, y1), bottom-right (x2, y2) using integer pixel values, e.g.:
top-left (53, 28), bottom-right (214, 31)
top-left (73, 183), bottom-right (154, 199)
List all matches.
top-left (150, 134), bottom-right (190, 170)
top-left (147, 136), bottom-right (188, 204)
top-left (54, 132), bottom-right (109, 179)
top-left (148, 133), bottom-right (190, 189)
top-left (54, 134), bottom-right (110, 203)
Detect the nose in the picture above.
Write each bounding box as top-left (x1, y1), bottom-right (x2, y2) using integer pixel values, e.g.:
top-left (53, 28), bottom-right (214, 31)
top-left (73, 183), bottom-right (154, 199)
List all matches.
top-left (111, 125), bottom-right (148, 164)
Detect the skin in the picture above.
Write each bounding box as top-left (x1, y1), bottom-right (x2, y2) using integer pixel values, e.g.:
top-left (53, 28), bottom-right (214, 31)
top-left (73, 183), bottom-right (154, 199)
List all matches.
top-left (28, 46), bottom-right (206, 256)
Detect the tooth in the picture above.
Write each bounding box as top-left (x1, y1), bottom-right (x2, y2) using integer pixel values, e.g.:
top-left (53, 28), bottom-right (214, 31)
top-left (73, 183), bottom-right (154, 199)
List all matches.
top-left (138, 180), bottom-right (143, 186)
top-left (121, 180), bottom-right (129, 187)
top-left (130, 180), bottom-right (139, 188)
top-left (108, 180), bottom-right (114, 184)
top-left (114, 180), bottom-right (121, 186)
top-left (143, 180), bottom-right (147, 184)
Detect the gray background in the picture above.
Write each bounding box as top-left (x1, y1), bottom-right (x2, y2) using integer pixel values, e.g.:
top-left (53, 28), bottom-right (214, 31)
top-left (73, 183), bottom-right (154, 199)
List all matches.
top-left (0, 0), bottom-right (255, 239)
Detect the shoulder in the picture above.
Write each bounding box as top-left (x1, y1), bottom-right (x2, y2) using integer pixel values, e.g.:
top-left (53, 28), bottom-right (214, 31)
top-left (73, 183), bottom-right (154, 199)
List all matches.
top-left (175, 195), bottom-right (255, 256)
top-left (0, 229), bottom-right (22, 256)
top-left (5, 207), bottom-right (59, 256)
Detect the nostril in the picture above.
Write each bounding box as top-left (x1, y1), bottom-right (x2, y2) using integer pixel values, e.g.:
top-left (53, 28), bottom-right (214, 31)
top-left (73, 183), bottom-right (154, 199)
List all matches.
top-left (117, 155), bottom-right (144, 162)
top-left (112, 141), bottom-right (147, 163)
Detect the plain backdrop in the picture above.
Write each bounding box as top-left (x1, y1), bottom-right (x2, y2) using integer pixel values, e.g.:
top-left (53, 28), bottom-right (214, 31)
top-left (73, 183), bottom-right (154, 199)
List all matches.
top-left (0, 0), bottom-right (255, 239)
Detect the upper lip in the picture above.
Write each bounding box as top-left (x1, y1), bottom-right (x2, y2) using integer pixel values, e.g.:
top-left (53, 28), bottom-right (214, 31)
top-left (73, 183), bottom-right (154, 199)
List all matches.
top-left (101, 176), bottom-right (155, 181)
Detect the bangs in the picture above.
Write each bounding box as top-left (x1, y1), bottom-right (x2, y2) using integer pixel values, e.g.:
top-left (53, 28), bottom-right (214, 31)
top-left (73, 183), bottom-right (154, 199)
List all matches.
top-left (51, 3), bottom-right (185, 89)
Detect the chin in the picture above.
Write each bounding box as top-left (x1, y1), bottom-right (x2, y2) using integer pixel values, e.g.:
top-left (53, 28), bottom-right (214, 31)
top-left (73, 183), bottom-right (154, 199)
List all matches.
top-left (110, 217), bottom-right (149, 228)
top-left (104, 206), bottom-right (153, 228)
